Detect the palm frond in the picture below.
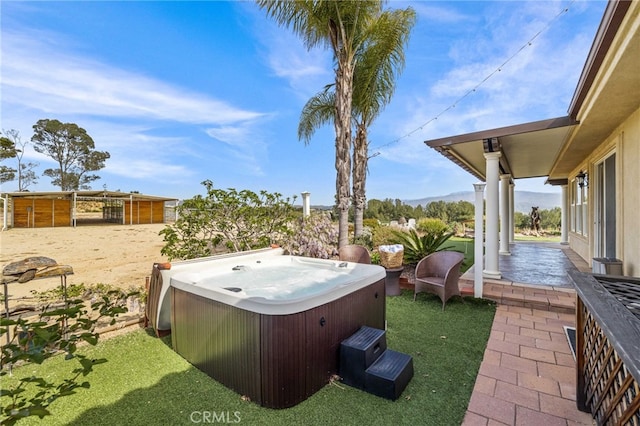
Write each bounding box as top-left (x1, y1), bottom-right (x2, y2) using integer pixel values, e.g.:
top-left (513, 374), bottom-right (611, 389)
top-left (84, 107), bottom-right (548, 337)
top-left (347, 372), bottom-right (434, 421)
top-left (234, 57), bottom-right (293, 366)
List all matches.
top-left (298, 88), bottom-right (336, 144)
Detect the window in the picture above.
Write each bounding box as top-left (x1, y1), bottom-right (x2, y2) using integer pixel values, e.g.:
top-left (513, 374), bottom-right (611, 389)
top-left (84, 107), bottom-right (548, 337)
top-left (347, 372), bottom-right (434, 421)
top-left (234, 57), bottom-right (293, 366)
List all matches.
top-left (570, 177), bottom-right (588, 236)
top-left (570, 181), bottom-right (576, 232)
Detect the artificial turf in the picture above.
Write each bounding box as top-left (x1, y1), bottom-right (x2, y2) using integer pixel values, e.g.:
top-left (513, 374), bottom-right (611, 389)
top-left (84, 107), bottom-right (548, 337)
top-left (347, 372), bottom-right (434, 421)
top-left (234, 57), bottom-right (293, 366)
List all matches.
top-left (4, 291), bottom-right (495, 426)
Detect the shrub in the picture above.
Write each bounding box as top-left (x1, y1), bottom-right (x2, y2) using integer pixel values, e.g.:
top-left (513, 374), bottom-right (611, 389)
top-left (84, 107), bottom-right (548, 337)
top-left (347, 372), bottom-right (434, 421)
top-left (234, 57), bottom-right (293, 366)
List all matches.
top-left (416, 217), bottom-right (449, 234)
top-left (450, 221), bottom-right (466, 237)
top-left (1, 287), bottom-right (135, 425)
top-left (362, 218), bottom-right (380, 230)
top-left (372, 225), bottom-right (399, 247)
top-left (283, 213), bottom-right (338, 259)
top-left (30, 283), bottom-right (87, 301)
top-left (352, 226), bottom-right (374, 250)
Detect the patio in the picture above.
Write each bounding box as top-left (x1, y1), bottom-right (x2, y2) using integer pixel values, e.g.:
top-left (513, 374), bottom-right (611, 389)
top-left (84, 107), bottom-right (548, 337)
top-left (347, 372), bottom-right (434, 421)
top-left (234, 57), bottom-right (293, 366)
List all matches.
top-left (459, 241), bottom-right (596, 425)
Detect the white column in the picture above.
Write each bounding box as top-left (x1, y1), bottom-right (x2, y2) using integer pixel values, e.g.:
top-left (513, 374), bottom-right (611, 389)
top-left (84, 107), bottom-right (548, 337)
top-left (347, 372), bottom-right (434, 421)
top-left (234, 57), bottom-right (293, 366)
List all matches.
top-left (499, 174), bottom-right (511, 255)
top-left (561, 184), bottom-right (569, 245)
top-left (473, 183), bottom-right (486, 298)
top-left (509, 182), bottom-right (515, 243)
top-left (483, 152), bottom-right (501, 279)
top-left (301, 192), bottom-right (311, 217)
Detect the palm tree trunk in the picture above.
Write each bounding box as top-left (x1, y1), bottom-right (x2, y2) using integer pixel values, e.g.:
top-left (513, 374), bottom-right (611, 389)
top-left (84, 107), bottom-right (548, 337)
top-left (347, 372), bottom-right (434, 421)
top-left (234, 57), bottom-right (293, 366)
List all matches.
top-left (353, 123), bottom-right (367, 239)
top-left (335, 58), bottom-right (353, 249)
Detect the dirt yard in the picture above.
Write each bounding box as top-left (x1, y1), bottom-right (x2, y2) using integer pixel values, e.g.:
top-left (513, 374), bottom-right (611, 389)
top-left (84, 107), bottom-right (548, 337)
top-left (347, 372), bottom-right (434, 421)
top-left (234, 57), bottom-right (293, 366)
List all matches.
top-left (0, 223), bottom-right (169, 305)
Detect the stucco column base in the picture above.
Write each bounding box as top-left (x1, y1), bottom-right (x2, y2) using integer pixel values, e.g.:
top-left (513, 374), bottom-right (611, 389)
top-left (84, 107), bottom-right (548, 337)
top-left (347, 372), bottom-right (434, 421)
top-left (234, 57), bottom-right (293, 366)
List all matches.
top-left (499, 250), bottom-right (511, 255)
top-left (483, 270), bottom-right (501, 280)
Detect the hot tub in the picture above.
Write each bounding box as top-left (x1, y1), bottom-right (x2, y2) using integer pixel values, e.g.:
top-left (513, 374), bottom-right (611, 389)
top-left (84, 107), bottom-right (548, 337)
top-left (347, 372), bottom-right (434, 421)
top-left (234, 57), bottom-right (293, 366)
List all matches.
top-left (148, 247), bottom-right (386, 408)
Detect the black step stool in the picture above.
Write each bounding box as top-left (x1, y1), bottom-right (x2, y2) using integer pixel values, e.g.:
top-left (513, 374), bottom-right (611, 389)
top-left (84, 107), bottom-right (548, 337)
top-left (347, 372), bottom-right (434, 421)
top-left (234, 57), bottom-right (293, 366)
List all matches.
top-left (339, 326), bottom-right (413, 400)
top-left (339, 326), bottom-right (386, 390)
top-left (365, 349), bottom-right (414, 400)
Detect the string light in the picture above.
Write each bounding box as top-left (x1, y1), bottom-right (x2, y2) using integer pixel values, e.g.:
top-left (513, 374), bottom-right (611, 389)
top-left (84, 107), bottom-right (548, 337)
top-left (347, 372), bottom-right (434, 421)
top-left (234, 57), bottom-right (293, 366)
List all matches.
top-left (369, 1), bottom-right (575, 156)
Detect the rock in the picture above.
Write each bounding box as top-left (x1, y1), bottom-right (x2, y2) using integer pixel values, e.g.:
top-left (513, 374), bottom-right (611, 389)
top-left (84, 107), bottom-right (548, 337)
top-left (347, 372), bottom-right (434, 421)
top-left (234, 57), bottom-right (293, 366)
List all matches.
top-left (34, 265), bottom-right (74, 279)
top-left (2, 257), bottom-right (73, 284)
top-left (18, 269), bottom-right (37, 283)
top-left (3, 257), bottom-right (58, 276)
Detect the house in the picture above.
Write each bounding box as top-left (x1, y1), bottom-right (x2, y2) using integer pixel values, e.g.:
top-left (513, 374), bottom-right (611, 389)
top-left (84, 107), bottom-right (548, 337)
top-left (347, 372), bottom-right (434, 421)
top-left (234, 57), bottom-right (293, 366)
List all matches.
top-left (425, 0), bottom-right (639, 277)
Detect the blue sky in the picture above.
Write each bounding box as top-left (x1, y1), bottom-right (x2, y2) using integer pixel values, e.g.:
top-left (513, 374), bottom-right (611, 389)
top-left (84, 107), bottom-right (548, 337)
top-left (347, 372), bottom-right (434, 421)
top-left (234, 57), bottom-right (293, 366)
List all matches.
top-left (1, 1), bottom-right (607, 205)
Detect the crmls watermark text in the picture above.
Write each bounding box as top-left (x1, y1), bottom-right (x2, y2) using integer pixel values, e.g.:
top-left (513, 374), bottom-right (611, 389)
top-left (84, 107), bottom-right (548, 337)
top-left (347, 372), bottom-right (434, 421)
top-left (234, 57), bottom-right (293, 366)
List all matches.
top-left (190, 411), bottom-right (241, 424)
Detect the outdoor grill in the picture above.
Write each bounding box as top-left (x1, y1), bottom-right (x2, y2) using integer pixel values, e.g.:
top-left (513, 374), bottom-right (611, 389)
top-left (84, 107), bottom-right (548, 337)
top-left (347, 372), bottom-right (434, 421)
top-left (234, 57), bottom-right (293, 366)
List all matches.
top-left (569, 271), bottom-right (640, 425)
top-left (593, 274), bottom-right (640, 320)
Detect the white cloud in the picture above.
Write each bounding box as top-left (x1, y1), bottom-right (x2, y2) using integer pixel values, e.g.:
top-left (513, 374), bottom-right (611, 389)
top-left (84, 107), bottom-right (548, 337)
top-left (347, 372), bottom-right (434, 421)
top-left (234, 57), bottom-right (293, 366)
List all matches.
top-left (246, 4), bottom-right (333, 100)
top-left (205, 125), bottom-right (267, 177)
top-left (1, 29), bottom-right (265, 125)
top-left (106, 159), bottom-right (189, 181)
top-left (67, 121), bottom-right (196, 182)
top-left (394, 1), bottom-right (596, 153)
top-left (1, 26), bottom-right (275, 183)
top-left (412, 3), bottom-right (474, 24)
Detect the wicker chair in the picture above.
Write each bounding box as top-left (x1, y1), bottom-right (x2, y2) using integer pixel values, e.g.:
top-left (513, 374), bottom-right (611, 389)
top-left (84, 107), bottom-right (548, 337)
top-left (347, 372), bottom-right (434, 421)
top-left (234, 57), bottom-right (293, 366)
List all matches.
top-left (338, 245), bottom-right (372, 265)
top-left (414, 251), bottom-right (465, 310)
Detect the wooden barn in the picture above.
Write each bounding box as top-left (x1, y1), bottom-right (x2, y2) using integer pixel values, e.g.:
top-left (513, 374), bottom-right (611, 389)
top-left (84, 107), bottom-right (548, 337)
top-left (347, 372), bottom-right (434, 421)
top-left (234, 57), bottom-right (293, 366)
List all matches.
top-left (1, 191), bottom-right (178, 229)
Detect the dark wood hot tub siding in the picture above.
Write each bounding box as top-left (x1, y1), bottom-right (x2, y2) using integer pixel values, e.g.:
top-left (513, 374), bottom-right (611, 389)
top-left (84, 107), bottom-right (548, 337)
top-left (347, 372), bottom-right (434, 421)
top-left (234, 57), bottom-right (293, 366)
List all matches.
top-left (171, 278), bottom-right (385, 409)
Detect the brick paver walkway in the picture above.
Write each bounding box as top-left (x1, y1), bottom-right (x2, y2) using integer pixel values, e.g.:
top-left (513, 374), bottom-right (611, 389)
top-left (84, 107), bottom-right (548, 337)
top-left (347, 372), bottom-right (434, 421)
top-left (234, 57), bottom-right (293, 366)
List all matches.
top-left (459, 243), bottom-right (596, 425)
top-left (461, 305), bottom-right (594, 425)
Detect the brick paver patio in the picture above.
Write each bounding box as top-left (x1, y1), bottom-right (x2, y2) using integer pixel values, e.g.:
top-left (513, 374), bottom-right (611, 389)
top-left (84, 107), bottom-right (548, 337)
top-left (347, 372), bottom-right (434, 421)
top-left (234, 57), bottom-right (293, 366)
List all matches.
top-left (458, 242), bottom-right (596, 425)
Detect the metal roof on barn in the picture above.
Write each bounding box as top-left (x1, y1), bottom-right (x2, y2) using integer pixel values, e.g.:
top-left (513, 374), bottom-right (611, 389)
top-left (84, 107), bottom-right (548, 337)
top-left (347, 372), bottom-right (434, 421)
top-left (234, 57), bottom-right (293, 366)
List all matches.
top-left (1, 190), bottom-right (178, 202)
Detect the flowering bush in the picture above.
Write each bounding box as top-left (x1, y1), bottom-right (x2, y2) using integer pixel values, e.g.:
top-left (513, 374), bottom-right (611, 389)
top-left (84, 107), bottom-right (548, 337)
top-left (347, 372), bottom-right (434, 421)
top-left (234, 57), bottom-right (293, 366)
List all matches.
top-left (160, 181), bottom-right (296, 260)
top-left (284, 213), bottom-right (338, 259)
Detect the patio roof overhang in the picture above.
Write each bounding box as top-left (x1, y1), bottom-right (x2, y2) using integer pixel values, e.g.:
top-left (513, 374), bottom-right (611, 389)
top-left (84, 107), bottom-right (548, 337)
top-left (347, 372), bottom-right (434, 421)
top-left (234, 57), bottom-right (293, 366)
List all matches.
top-left (424, 0), bottom-right (639, 187)
top-left (424, 116), bottom-right (579, 185)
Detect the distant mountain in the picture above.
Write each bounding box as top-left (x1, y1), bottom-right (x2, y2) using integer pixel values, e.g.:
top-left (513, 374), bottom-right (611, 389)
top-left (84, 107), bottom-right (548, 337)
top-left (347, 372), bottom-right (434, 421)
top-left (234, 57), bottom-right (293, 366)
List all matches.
top-left (403, 191), bottom-right (561, 213)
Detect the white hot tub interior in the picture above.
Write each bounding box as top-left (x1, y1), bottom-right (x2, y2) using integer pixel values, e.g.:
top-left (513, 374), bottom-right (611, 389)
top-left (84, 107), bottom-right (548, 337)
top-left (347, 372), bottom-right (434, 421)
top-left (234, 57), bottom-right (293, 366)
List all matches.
top-left (174, 256), bottom-right (361, 300)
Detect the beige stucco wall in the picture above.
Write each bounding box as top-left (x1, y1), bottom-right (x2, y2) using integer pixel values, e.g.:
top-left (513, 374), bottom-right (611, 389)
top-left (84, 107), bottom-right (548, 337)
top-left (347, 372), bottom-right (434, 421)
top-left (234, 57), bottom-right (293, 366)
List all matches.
top-left (619, 107), bottom-right (640, 276)
top-left (569, 106), bottom-right (640, 276)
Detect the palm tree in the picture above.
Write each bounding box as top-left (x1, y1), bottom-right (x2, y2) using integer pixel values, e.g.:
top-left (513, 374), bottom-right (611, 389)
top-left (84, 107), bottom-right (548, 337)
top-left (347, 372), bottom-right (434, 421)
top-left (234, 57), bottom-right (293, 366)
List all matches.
top-left (258, 0), bottom-right (382, 248)
top-left (350, 8), bottom-right (415, 238)
top-left (296, 5), bottom-right (415, 240)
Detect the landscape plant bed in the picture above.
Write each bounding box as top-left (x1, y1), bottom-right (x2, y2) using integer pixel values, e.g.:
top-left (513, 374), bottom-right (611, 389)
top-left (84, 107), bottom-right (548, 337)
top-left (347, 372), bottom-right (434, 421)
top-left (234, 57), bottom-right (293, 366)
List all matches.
top-left (2, 291), bottom-right (496, 425)
top-left (399, 276), bottom-right (414, 290)
top-left (397, 237), bottom-right (474, 292)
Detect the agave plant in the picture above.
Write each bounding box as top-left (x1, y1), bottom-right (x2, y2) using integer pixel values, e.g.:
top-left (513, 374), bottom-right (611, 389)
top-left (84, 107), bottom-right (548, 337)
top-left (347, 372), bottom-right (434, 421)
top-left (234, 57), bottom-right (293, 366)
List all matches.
top-left (391, 228), bottom-right (456, 265)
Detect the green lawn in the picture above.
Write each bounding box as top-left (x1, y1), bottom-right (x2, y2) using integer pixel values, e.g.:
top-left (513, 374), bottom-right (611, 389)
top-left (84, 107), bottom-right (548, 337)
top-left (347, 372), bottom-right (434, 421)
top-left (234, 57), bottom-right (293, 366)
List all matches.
top-left (5, 292), bottom-right (495, 426)
top-left (447, 237), bottom-right (474, 273)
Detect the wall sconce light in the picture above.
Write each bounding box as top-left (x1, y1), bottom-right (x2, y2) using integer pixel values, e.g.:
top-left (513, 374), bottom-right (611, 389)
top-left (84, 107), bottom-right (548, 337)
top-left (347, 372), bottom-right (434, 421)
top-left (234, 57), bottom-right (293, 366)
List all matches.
top-left (576, 171), bottom-right (588, 188)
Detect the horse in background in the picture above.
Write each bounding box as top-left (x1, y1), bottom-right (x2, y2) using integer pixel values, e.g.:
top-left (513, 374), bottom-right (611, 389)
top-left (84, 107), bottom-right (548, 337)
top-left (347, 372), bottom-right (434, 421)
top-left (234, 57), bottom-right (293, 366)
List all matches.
top-left (530, 206), bottom-right (541, 236)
